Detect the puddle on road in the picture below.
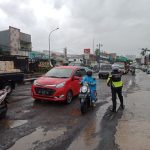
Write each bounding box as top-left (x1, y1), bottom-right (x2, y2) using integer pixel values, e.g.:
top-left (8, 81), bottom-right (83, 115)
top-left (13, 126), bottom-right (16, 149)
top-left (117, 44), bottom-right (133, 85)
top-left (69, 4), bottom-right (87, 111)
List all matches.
top-left (8, 127), bottom-right (67, 150)
top-left (0, 120), bottom-right (28, 129)
top-left (68, 98), bottom-right (111, 150)
top-left (70, 108), bottom-right (81, 117)
top-left (23, 110), bottom-right (30, 113)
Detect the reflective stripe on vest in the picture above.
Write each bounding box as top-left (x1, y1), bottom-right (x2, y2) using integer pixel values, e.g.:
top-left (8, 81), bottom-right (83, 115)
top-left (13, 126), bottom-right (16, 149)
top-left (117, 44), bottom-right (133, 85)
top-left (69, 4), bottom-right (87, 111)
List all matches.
top-left (112, 81), bottom-right (123, 88)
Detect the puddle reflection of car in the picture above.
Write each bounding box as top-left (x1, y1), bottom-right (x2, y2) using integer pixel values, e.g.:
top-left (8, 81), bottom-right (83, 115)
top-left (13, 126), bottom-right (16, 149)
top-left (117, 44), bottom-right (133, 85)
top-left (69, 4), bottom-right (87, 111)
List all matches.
top-left (32, 66), bottom-right (86, 104)
top-left (98, 64), bottom-right (112, 79)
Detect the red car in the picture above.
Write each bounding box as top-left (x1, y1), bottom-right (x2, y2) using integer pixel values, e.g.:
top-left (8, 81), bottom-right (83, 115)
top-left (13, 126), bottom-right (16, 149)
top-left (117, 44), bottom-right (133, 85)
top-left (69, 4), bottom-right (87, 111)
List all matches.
top-left (31, 66), bottom-right (86, 104)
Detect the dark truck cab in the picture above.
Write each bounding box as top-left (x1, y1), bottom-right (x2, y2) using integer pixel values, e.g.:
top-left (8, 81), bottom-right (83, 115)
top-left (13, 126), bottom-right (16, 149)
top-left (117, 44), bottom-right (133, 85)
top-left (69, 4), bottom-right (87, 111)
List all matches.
top-left (0, 72), bottom-right (24, 94)
top-left (98, 64), bottom-right (112, 79)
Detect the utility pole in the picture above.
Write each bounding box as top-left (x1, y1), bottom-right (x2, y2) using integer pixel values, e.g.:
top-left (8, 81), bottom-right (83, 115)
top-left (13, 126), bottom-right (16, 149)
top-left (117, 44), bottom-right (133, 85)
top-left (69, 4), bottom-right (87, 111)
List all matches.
top-left (98, 43), bottom-right (103, 70)
top-left (93, 38), bottom-right (95, 54)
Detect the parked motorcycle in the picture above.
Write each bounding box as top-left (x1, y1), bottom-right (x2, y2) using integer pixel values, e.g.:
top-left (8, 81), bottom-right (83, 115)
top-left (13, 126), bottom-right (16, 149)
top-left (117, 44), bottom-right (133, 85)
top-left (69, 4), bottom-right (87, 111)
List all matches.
top-left (79, 83), bottom-right (96, 114)
top-left (0, 89), bottom-right (8, 119)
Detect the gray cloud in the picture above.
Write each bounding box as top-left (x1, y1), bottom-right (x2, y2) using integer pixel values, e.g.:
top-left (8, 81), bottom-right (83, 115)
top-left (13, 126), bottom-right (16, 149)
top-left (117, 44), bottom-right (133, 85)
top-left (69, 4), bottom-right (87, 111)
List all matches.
top-left (0, 0), bottom-right (150, 55)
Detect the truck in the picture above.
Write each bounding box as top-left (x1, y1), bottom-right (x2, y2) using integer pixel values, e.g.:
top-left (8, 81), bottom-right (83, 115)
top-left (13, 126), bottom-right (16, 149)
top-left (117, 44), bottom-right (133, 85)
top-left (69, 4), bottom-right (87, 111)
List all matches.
top-left (113, 62), bottom-right (129, 74)
top-left (0, 61), bottom-right (24, 94)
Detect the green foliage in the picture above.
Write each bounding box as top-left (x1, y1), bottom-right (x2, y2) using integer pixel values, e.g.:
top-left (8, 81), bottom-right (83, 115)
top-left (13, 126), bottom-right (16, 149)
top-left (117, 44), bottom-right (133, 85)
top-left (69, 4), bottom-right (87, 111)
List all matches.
top-left (95, 48), bottom-right (100, 56)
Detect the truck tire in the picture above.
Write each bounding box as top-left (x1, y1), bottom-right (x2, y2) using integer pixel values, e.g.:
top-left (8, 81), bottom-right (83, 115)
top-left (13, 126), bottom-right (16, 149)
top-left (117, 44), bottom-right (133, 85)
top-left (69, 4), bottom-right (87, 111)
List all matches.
top-left (3, 84), bottom-right (13, 95)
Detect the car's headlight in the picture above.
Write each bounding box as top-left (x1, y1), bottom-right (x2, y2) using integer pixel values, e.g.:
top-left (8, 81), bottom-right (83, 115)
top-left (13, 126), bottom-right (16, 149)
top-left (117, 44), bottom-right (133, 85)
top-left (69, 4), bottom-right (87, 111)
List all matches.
top-left (56, 82), bottom-right (66, 88)
top-left (81, 85), bottom-right (88, 93)
top-left (33, 80), bottom-right (39, 86)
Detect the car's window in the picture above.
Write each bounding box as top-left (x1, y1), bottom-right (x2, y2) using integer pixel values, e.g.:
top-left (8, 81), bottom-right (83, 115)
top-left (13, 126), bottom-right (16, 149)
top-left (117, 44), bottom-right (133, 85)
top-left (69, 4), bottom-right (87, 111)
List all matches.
top-left (80, 69), bottom-right (86, 76)
top-left (100, 65), bottom-right (112, 70)
top-left (74, 70), bottom-right (82, 77)
top-left (45, 68), bottom-right (73, 78)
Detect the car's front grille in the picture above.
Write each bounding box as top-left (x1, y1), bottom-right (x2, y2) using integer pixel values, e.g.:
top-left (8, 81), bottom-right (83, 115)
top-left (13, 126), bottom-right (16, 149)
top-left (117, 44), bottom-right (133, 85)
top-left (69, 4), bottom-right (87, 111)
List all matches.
top-left (35, 87), bottom-right (55, 96)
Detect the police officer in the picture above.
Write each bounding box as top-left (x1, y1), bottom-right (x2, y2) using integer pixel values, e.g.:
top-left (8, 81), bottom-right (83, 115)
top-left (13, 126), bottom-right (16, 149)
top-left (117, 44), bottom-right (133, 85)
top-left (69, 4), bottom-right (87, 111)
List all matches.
top-left (107, 67), bottom-right (124, 112)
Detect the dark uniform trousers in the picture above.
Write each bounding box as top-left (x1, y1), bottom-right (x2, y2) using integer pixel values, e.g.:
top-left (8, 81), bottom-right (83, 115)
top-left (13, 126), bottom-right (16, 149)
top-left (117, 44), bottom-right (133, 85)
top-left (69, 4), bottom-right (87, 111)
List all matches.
top-left (111, 87), bottom-right (123, 111)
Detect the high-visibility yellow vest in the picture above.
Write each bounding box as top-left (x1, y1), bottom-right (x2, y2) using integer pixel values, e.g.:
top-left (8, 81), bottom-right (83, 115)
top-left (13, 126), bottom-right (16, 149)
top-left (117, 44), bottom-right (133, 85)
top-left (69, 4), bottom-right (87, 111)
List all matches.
top-left (107, 74), bottom-right (123, 88)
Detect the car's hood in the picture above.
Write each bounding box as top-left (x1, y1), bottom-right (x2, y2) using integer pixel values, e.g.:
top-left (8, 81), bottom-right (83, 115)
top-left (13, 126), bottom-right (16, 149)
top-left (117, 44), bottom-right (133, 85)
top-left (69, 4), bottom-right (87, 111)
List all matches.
top-left (36, 76), bottom-right (69, 85)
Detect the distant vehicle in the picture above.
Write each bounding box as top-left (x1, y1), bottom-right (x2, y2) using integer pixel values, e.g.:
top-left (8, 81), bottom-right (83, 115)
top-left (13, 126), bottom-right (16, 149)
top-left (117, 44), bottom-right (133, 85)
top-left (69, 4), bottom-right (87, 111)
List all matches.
top-left (93, 65), bottom-right (99, 73)
top-left (135, 64), bottom-right (141, 69)
top-left (0, 61), bottom-right (24, 94)
top-left (32, 66), bottom-right (86, 104)
top-left (112, 63), bottom-right (126, 74)
top-left (68, 62), bottom-right (83, 66)
top-left (81, 67), bottom-right (93, 73)
top-left (141, 65), bottom-right (147, 72)
top-left (147, 67), bottom-right (150, 74)
top-left (98, 64), bottom-right (112, 79)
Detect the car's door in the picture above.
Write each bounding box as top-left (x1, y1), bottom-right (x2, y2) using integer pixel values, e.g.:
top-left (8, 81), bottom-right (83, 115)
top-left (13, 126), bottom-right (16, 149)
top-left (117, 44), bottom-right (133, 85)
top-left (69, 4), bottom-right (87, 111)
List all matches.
top-left (72, 69), bottom-right (86, 95)
top-left (72, 69), bottom-right (81, 95)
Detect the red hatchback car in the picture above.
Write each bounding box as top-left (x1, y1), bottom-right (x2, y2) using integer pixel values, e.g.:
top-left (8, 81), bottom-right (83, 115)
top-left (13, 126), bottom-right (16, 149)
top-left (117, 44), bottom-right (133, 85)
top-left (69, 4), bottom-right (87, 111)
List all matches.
top-left (31, 66), bottom-right (86, 104)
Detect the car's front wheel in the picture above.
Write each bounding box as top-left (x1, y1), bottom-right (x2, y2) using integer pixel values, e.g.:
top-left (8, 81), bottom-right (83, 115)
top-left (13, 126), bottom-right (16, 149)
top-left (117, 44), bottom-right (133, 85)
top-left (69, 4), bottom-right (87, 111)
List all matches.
top-left (66, 91), bottom-right (73, 104)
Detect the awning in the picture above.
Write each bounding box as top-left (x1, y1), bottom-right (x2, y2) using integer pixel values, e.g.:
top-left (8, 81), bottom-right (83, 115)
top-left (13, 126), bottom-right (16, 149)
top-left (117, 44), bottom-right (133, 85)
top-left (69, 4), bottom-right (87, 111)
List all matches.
top-left (116, 56), bottom-right (129, 62)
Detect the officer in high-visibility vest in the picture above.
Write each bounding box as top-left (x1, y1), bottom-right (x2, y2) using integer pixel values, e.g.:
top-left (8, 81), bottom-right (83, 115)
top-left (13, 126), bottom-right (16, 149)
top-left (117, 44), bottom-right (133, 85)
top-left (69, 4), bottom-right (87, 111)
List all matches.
top-left (107, 67), bottom-right (124, 112)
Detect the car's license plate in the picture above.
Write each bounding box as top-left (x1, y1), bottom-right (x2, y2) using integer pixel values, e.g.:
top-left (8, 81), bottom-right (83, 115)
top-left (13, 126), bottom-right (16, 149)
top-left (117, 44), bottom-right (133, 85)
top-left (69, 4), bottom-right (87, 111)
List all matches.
top-left (79, 94), bottom-right (86, 98)
top-left (38, 89), bottom-right (47, 95)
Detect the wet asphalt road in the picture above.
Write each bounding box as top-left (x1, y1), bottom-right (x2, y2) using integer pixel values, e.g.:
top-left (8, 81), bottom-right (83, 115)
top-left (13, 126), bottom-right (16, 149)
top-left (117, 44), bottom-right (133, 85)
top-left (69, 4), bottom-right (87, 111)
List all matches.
top-left (0, 72), bottom-right (140, 150)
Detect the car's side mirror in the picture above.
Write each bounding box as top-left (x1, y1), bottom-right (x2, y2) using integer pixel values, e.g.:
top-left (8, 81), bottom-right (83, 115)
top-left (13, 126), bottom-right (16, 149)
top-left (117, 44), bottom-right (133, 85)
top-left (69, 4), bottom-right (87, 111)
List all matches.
top-left (73, 76), bottom-right (80, 80)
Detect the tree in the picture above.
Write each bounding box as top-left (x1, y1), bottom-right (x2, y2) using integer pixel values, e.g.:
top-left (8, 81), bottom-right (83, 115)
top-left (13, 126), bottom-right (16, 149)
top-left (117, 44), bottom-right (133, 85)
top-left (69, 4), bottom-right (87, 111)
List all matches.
top-left (95, 48), bottom-right (100, 56)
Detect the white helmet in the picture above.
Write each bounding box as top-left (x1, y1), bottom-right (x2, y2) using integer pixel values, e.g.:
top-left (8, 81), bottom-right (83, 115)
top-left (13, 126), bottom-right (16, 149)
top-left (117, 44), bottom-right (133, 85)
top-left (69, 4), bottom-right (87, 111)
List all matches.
top-left (112, 66), bottom-right (119, 72)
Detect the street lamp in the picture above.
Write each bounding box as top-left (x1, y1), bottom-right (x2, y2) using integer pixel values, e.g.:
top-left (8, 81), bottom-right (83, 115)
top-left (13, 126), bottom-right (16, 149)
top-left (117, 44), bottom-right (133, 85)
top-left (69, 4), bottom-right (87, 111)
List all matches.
top-left (48, 27), bottom-right (59, 67)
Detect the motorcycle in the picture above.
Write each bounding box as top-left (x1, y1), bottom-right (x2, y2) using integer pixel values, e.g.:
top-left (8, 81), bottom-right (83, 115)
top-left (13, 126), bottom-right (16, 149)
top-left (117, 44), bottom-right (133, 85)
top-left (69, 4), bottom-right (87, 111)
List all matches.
top-left (130, 68), bottom-right (135, 75)
top-left (0, 89), bottom-right (8, 119)
top-left (79, 82), bottom-right (96, 114)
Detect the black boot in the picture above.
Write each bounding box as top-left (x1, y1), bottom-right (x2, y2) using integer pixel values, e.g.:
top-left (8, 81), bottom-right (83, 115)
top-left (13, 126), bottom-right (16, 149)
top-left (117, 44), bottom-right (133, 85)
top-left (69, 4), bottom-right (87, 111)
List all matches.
top-left (120, 104), bottom-right (125, 110)
top-left (110, 108), bottom-right (116, 113)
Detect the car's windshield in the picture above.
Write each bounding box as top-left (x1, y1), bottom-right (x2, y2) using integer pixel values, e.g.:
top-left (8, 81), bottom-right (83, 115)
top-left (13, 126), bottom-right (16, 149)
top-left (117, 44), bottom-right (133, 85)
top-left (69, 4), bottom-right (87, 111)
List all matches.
top-left (100, 65), bottom-right (112, 70)
top-left (69, 63), bottom-right (82, 66)
top-left (45, 68), bottom-right (73, 78)
top-left (119, 65), bottom-right (124, 69)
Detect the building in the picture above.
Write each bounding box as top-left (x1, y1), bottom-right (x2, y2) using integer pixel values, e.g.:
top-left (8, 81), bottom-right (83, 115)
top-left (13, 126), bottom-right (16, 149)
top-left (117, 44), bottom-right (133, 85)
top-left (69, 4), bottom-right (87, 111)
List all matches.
top-left (68, 54), bottom-right (84, 64)
top-left (0, 26), bottom-right (32, 56)
top-left (43, 50), bottom-right (69, 66)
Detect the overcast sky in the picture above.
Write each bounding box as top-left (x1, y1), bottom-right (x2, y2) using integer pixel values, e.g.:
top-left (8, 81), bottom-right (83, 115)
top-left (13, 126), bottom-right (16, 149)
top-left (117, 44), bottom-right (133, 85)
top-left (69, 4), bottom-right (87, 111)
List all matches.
top-left (0, 0), bottom-right (150, 56)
